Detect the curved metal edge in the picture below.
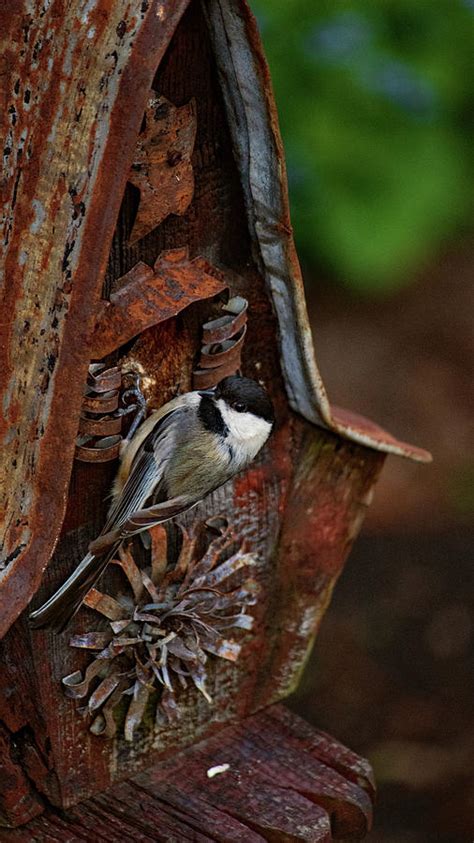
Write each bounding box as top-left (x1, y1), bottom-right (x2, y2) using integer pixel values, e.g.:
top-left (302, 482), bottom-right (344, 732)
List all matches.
top-left (0, 0), bottom-right (192, 640)
top-left (203, 0), bottom-right (431, 464)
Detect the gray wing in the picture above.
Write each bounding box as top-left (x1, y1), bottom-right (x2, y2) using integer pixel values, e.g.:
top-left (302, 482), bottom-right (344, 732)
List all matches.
top-left (101, 404), bottom-right (189, 534)
top-left (29, 404), bottom-right (195, 630)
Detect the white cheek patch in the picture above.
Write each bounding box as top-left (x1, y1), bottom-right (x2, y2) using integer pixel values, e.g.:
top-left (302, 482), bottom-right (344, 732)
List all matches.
top-left (217, 400), bottom-right (272, 454)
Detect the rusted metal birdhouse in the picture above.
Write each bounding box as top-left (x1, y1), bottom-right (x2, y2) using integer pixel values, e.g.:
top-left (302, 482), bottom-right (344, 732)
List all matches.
top-left (0, 0), bottom-right (430, 837)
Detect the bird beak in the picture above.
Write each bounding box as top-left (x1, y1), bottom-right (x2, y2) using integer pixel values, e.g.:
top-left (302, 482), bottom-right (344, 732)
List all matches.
top-left (198, 388), bottom-right (216, 398)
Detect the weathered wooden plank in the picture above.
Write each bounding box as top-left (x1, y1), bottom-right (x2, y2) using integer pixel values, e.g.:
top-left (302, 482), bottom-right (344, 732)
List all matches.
top-left (1, 705), bottom-right (373, 841)
top-left (0, 723), bottom-right (44, 828)
top-left (231, 723), bottom-right (372, 838)
top-left (136, 704), bottom-right (372, 840)
top-left (265, 705), bottom-right (376, 799)
top-left (130, 783), bottom-right (267, 842)
top-left (1, 812), bottom-right (90, 842)
top-left (255, 425), bottom-right (385, 708)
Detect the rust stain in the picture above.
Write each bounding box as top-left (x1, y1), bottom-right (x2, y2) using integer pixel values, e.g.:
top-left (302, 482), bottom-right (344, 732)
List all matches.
top-left (90, 247), bottom-right (227, 359)
top-left (127, 94), bottom-right (197, 244)
top-left (75, 438), bottom-right (122, 463)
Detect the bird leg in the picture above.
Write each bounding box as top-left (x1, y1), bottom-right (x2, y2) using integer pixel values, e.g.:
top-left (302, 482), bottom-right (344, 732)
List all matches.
top-left (120, 370), bottom-right (147, 442)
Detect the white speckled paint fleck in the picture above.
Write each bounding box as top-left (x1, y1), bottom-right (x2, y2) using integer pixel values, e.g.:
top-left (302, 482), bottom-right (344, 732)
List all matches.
top-left (207, 763), bottom-right (230, 778)
top-left (79, 0), bottom-right (98, 25)
top-left (30, 199), bottom-right (45, 234)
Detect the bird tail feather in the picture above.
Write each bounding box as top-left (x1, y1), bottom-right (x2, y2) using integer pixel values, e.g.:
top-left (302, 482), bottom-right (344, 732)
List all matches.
top-left (29, 545), bottom-right (119, 633)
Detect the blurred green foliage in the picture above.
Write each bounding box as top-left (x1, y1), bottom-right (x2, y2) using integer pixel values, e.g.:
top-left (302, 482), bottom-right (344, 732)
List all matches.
top-left (253, 0), bottom-right (474, 293)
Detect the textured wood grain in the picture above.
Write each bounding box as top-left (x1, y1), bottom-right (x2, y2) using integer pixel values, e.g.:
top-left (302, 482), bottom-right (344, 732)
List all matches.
top-left (1, 705), bottom-right (374, 841)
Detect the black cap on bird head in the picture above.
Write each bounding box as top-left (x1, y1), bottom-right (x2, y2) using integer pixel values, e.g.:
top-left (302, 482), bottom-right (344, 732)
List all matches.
top-left (214, 375), bottom-right (274, 423)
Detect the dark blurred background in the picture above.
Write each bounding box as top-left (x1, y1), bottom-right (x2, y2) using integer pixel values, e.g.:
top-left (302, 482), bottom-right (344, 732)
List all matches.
top-left (253, 2), bottom-right (474, 840)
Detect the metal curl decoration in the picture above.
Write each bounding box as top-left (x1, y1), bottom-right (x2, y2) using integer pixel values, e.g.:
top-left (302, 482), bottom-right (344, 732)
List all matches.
top-left (75, 364), bottom-right (123, 462)
top-left (61, 517), bottom-right (259, 741)
top-left (193, 296), bottom-right (248, 390)
top-left (75, 364), bottom-right (146, 463)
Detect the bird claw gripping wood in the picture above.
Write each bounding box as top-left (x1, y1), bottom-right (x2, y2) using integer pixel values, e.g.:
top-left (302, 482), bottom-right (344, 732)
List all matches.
top-left (75, 364), bottom-right (148, 462)
top-left (61, 517), bottom-right (260, 741)
top-left (119, 369), bottom-right (148, 443)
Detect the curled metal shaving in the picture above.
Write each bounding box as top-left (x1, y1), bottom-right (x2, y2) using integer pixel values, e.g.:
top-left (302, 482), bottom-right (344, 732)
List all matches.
top-left (75, 364), bottom-right (123, 462)
top-left (193, 296), bottom-right (248, 389)
top-left (75, 364), bottom-right (147, 463)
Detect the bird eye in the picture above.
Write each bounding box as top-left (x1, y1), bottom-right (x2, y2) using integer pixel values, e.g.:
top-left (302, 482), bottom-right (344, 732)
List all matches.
top-left (234, 401), bottom-right (247, 413)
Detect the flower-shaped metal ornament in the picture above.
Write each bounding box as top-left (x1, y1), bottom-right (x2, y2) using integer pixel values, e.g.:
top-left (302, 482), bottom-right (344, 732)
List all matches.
top-left (62, 518), bottom-right (259, 741)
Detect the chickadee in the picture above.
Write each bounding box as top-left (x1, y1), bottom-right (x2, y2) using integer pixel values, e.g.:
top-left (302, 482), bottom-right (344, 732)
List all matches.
top-left (29, 375), bottom-right (274, 631)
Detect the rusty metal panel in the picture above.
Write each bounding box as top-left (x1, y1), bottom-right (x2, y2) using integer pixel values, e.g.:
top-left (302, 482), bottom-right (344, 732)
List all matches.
top-left (0, 0), bottom-right (191, 638)
top-left (127, 95), bottom-right (197, 244)
top-left (90, 248), bottom-right (226, 358)
top-left (203, 0), bottom-right (432, 464)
